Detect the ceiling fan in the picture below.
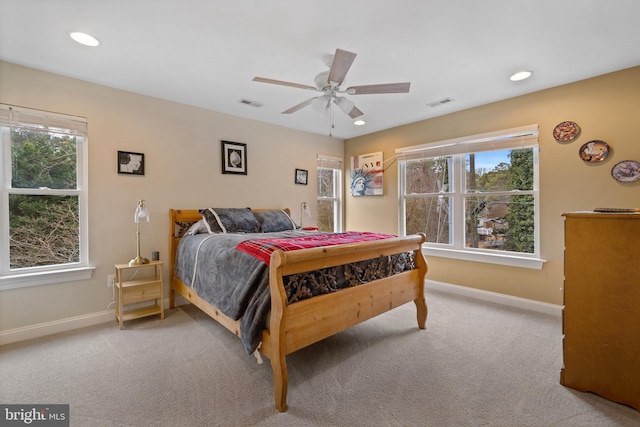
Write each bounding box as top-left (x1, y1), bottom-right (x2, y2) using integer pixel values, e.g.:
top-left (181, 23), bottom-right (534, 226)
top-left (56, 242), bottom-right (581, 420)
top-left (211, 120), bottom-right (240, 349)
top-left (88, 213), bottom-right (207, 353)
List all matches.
top-left (252, 48), bottom-right (410, 122)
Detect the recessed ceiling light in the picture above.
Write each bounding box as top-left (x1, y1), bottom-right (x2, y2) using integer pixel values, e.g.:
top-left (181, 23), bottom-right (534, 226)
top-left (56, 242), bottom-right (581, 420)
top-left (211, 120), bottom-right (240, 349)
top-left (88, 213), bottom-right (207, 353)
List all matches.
top-left (510, 71), bottom-right (532, 81)
top-left (354, 120), bottom-right (366, 126)
top-left (69, 31), bottom-right (100, 47)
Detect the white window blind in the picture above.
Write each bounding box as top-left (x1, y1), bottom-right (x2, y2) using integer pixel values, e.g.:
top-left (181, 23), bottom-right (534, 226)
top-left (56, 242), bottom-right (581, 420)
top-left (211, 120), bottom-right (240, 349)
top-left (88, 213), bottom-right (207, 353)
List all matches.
top-left (396, 124), bottom-right (538, 160)
top-left (317, 154), bottom-right (343, 170)
top-left (0, 104), bottom-right (88, 136)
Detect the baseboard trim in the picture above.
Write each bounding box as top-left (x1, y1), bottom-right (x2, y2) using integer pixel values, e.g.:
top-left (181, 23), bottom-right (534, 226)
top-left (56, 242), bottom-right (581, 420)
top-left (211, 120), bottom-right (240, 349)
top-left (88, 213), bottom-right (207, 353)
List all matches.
top-left (2, 285), bottom-right (561, 346)
top-left (0, 310), bottom-right (114, 346)
top-left (426, 280), bottom-right (562, 317)
top-left (0, 298), bottom-right (173, 346)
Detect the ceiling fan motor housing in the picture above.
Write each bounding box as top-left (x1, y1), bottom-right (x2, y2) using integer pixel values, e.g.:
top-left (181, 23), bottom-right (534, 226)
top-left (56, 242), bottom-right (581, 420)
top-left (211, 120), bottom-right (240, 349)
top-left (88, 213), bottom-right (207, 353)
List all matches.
top-left (314, 71), bottom-right (331, 90)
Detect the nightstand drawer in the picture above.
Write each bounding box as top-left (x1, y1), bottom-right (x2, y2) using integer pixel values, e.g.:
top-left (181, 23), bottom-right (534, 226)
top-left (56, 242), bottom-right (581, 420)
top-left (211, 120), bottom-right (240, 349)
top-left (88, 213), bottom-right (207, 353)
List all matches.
top-left (121, 280), bottom-right (161, 305)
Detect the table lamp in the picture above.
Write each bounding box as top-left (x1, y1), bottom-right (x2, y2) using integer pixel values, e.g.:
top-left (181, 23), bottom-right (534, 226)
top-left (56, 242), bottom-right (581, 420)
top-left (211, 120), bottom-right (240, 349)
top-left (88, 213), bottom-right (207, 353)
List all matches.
top-left (129, 199), bottom-right (151, 266)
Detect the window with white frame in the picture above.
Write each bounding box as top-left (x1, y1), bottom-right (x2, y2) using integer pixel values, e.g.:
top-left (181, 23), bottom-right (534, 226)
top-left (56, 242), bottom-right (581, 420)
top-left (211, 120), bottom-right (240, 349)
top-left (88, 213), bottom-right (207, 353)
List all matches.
top-left (397, 125), bottom-right (544, 269)
top-left (316, 155), bottom-right (343, 232)
top-left (0, 105), bottom-right (91, 289)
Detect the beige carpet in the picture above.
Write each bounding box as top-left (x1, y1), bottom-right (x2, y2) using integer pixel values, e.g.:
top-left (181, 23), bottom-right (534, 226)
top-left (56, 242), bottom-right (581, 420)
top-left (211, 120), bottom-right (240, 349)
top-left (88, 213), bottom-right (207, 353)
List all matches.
top-left (1, 289), bottom-right (639, 426)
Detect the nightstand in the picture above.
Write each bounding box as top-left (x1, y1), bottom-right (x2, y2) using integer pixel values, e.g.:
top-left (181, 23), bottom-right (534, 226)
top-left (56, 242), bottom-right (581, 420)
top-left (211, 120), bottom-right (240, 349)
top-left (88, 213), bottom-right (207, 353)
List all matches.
top-left (114, 261), bottom-right (164, 329)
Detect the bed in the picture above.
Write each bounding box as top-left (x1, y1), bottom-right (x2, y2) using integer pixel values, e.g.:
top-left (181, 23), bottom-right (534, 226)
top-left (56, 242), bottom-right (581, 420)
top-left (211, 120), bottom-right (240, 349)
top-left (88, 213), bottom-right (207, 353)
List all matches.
top-left (169, 207), bottom-right (428, 412)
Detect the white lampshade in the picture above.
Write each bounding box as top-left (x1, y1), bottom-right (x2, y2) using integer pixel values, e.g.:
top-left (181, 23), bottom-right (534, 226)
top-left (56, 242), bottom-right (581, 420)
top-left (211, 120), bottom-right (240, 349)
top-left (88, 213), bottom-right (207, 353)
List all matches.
top-left (134, 200), bottom-right (150, 223)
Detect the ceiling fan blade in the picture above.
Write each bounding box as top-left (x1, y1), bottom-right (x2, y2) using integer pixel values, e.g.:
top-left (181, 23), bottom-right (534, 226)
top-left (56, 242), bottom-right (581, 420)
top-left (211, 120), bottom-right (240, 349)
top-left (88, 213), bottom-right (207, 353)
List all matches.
top-left (346, 82), bottom-right (411, 95)
top-left (334, 97), bottom-right (364, 119)
top-left (253, 77), bottom-right (317, 91)
top-left (348, 105), bottom-right (364, 119)
top-left (282, 98), bottom-right (315, 114)
top-left (327, 49), bottom-right (357, 85)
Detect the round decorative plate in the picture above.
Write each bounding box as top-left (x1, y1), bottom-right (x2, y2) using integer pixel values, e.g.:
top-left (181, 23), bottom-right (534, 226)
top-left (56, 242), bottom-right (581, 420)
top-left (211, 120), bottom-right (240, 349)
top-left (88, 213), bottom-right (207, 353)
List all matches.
top-left (579, 140), bottom-right (609, 163)
top-left (611, 160), bottom-right (640, 183)
top-left (553, 121), bottom-right (580, 143)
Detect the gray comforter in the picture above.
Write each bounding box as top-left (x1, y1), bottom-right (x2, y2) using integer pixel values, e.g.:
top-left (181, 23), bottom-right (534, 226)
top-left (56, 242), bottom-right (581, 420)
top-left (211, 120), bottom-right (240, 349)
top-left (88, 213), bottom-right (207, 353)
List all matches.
top-left (174, 231), bottom-right (300, 354)
top-left (175, 231), bottom-right (416, 355)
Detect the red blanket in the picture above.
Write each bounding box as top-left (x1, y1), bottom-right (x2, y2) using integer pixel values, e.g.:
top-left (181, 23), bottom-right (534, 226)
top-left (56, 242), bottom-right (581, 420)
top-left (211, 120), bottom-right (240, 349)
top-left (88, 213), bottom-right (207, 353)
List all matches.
top-left (236, 231), bottom-right (395, 265)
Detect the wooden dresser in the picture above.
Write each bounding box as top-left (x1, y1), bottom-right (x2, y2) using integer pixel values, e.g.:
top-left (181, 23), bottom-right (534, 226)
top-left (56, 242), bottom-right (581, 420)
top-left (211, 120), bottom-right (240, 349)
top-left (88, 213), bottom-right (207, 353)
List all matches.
top-left (561, 212), bottom-right (640, 410)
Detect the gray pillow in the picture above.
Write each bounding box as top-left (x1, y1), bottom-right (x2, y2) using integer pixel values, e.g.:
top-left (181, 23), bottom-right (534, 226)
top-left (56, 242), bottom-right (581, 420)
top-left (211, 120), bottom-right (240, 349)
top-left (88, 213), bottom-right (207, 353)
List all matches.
top-left (199, 209), bottom-right (225, 233)
top-left (199, 208), bottom-right (261, 233)
top-left (254, 209), bottom-right (297, 232)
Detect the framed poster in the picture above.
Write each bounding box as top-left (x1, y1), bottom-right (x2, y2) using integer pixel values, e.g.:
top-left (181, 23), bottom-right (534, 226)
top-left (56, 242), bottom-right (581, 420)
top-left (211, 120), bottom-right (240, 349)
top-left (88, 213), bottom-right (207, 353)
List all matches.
top-left (221, 140), bottom-right (247, 175)
top-left (350, 151), bottom-right (383, 196)
top-left (295, 168), bottom-right (308, 185)
top-left (118, 151), bottom-right (145, 175)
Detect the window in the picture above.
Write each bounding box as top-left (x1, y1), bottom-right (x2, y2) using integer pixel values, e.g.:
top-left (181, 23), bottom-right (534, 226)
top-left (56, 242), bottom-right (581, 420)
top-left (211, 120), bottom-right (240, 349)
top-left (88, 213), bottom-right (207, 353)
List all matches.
top-left (0, 105), bottom-right (92, 289)
top-left (317, 155), bottom-right (343, 232)
top-left (397, 125), bottom-right (544, 269)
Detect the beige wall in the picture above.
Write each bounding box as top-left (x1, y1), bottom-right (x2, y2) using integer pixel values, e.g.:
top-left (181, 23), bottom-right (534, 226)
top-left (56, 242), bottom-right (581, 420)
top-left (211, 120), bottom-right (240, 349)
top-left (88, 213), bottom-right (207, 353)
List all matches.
top-left (0, 61), bottom-right (342, 332)
top-left (345, 66), bottom-right (640, 305)
top-left (2, 61), bottom-right (639, 335)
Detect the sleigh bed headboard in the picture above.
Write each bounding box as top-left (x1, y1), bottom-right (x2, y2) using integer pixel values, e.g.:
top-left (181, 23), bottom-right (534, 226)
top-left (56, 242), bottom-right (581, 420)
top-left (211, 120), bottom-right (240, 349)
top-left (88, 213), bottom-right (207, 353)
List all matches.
top-left (169, 208), bottom-right (293, 276)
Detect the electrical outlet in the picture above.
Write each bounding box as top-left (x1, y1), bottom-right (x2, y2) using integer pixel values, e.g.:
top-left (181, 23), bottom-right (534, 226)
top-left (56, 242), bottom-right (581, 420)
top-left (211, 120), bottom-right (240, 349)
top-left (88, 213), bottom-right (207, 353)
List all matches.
top-left (107, 274), bottom-right (115, 288)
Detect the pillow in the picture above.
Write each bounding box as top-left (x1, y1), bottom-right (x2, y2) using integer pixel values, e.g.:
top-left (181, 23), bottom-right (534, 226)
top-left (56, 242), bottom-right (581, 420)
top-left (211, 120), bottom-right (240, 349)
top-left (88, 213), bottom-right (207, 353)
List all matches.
top-left (254, 209), bottom-right (297, 232)
top-left (199, 209), bottom-right (226, 233)
top-left (186, 219), bottom-right (209, 235)
top-left (199, 208), bottom-right (261, 233)
top-left (174, 221), bottom-right (198, 238)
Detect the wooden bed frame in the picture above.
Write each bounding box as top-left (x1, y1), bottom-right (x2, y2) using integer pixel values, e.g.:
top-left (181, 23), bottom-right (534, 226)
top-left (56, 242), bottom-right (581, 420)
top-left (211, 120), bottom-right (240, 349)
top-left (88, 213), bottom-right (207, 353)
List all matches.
top-left (168, 208), bottom-right (428, 412)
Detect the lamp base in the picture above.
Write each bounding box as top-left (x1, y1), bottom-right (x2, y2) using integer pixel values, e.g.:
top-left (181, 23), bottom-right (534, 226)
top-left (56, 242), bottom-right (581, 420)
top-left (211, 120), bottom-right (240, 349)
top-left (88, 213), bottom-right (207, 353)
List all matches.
top-left (129, 256), bottom-right (150, 266)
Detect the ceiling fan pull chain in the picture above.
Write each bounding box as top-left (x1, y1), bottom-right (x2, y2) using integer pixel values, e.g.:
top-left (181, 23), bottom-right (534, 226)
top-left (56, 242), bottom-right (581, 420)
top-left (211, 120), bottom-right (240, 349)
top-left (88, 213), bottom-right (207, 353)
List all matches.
top-left (329, 102), bottom-right (334, 137)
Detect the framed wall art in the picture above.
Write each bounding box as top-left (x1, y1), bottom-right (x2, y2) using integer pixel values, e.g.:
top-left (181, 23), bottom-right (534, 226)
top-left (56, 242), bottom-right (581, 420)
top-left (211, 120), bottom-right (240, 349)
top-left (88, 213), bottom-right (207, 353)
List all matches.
top-left (118, 151), bottom-right (145, 175)
top-left (350, 151), bottom-right (384, 196)
top-left (295, 168), bottom-right (308, 185)
top-left (221, 140), bottom-right (247, 175)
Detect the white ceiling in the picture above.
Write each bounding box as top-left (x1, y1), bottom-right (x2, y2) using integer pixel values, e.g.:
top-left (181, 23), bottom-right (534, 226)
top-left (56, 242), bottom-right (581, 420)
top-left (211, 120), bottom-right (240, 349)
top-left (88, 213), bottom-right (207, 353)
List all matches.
top-left (1, 0), bottom-right (639, 140)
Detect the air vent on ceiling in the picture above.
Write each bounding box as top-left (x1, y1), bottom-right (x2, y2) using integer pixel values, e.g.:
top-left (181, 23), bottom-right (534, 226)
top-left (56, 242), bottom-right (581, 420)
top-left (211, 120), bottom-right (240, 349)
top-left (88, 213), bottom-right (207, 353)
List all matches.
top-left (426, 97), bottom-right (454, 108)
top-left (238, 98), bottom-right (264, 108)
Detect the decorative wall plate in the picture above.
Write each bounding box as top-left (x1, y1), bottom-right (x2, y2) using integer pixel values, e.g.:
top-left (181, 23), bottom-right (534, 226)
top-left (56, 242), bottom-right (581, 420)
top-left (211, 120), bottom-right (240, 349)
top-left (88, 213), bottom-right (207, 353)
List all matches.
top-left (579, 140), bottom-right (609, 163)
top-left (553, 121), bottom-right (580, 143)
top-left (611, 160), bottom-right (640, 183)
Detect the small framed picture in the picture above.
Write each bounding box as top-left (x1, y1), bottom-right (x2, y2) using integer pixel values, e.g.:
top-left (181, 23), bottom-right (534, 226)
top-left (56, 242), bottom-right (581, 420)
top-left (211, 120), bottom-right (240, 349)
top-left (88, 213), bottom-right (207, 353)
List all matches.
top-left (295, 168), bottom-right (308, 185)
top-left (118, 151), bottom-right (145, 175)
top-left (221, 140), bottom-right (247, 175)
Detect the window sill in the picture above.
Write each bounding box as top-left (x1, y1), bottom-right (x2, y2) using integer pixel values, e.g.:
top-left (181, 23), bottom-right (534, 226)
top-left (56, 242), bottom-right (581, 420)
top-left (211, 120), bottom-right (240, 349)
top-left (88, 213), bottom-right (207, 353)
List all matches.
top-left (423, 247), bottom-right (546, 270)
top-left (0, 266), bottom-right (95, 290)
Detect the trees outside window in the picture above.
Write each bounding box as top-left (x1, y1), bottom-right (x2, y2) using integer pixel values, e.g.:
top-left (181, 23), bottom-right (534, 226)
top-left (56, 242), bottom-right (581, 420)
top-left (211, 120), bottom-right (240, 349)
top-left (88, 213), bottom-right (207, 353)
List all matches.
top-left (1, 105), bottom-right (89, 287)
top-left (316, 156), bottom-right (343, 232)
top-left (398, 126), bottom-right (540, 261)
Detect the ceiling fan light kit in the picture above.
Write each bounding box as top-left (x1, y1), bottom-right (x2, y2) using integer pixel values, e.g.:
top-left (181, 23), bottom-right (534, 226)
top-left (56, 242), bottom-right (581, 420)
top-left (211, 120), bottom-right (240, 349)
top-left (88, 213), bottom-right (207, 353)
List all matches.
top-left (311, 96), bottom-right (330, 114)
top-left (253, 48), bottom-right (411, 132)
